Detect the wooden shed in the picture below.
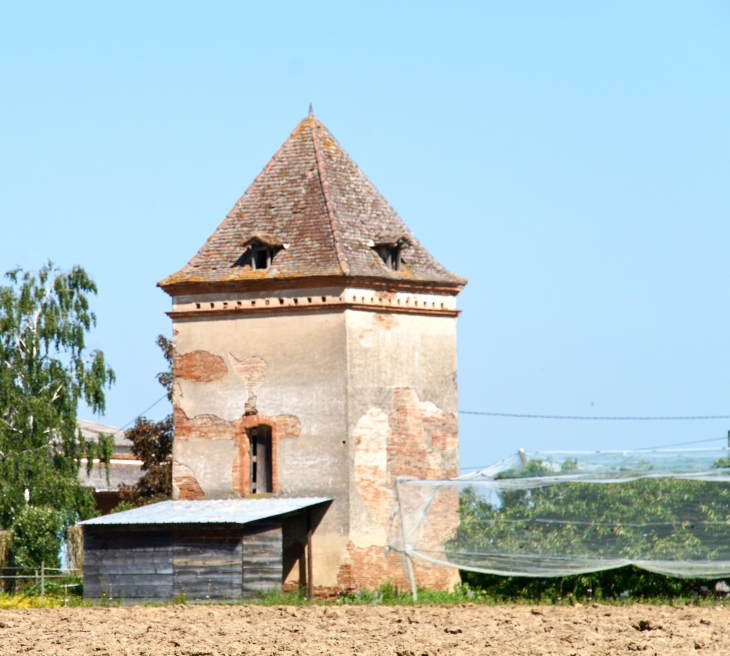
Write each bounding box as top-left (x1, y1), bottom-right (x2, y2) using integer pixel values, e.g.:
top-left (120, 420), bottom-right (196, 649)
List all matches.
top-left (80, 497), bottom-right (330, 602)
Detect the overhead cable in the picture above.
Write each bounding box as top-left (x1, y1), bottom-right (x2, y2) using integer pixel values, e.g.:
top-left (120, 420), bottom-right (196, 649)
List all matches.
top-left (458, 436), bottom-right (730, 473)
top-left (459, 411), bottom-right (730, 421)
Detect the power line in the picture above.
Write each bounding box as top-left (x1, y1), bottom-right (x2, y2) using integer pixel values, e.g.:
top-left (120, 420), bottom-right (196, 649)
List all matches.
top-left (458, 436), bottom-right (729, 472)
top-left (635, 435), bottom-right (728, 451)
top-left (112, 394), bottom-right (169, 435)
top-left (459, 411), bottom-right (730, 421)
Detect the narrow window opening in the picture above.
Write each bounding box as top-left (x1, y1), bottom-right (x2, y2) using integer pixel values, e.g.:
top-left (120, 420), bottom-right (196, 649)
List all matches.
top-left (248, 425), bottom-right (273, 494)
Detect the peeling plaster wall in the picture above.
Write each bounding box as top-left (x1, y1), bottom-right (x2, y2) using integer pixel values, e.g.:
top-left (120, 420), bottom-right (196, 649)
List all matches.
top-left (171, 310), bottom-right (350, 587)
top-left (169, 300), bottom-right (460, 592)
top-left (344, 309), bottom-right (460, 590)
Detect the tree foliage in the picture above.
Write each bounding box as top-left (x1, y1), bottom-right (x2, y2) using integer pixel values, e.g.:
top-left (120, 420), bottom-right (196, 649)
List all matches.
top-left (9, 505), bottom-right (64, 571)
top-left (119, 335), bottom-right (173, 506)
top-left (0, 262), bottom-right (114, 566)
top-left (452, 457), bottom-right (730, 600)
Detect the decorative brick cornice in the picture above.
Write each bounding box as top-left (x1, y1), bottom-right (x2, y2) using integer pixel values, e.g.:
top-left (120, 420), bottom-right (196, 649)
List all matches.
top-left (168, 302), bottom-right (459, 320)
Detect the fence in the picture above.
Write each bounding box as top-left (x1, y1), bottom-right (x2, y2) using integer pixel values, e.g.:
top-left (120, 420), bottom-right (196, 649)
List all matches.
top-left (0, 564), bottom-right (80, 605)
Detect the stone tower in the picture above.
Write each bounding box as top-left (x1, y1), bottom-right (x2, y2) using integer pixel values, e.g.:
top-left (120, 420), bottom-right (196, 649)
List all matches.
top-left (159, 111), bottom-right (466, 592)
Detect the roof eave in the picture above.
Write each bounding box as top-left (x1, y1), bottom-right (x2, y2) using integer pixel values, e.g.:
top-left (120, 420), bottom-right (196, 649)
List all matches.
top-left (158, 274), bottom-right (466, 298)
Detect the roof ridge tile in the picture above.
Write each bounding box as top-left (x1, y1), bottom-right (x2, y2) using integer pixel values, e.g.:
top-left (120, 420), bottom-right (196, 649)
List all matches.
top-left (309, 114), bottom-right (350, 275)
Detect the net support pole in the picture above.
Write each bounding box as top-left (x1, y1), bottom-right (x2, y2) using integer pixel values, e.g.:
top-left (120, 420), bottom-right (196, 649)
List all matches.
top-left (306, 508), bottom-right (314, 600)
top-left (396, 479), bottom-right (418, 603)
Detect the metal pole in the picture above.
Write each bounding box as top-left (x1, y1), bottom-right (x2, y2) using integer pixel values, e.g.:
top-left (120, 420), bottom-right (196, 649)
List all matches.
top-left (40, 562), bottom-right (44, 600)
top-left (396, 479), bottom-right (418, 603)
top-left (306, 509), bottom-right (314, 600)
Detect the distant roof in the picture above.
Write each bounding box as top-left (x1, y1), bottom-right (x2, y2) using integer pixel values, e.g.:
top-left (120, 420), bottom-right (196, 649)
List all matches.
top-left (159, 112), bottom-right (466, 293)
top-left (77, 419), bottom-right (128, 449)
top-left (80, 497), bottom-right (332, 526)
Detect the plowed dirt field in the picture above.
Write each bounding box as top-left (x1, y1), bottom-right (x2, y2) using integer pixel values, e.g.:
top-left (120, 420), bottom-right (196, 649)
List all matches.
top-left (0, 603), bottom-right (727, 655)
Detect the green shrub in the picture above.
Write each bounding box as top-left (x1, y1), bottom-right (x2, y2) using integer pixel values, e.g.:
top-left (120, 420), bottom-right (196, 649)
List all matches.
top-left (10, 505), bottom-right (64, 572)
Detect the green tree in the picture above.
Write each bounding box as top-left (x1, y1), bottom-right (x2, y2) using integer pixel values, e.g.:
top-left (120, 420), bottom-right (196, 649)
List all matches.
top-left (119, 335), bottom-right (173, 506)
top-left (0, 262), bottom-right (115, 566)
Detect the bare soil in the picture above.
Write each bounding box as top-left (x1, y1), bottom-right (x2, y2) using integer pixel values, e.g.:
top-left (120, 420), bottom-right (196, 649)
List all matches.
top-left (0, 603), bottom-right (728, 655)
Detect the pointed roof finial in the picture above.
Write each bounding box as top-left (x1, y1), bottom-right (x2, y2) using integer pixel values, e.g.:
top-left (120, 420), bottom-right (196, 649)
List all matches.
top-left (309, 103), bottom-right (313, 117)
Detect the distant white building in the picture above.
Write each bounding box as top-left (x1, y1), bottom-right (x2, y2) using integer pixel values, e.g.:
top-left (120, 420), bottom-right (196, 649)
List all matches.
top-left (77, 419), bottom-right (143, 513)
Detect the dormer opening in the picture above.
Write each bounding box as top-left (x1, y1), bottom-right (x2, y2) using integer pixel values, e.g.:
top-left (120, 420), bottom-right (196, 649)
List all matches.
top-left (234, 238), bottom-right (283, 270)
top-left (372, 236), bottom-right (410, 271)
top-left (375, 244), bottom-right (401, 271)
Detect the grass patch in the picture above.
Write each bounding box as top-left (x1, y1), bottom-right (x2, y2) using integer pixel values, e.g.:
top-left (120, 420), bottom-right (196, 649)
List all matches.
top-left (3, 570), bottom-right (727, 608)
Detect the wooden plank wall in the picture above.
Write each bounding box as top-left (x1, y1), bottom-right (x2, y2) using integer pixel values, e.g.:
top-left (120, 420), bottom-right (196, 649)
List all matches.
top-left (243, 520), bottom-right (283, 597)
top-left (83, 528), bottom-right (173, 601)
top-left (173, 529), bottom-right (242, 601)
top-left (84, 520), bottom-right (285, 601)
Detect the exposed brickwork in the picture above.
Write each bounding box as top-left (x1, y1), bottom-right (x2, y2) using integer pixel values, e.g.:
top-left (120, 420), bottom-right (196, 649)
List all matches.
top-left (174, 411), bottom-right (238, 442)
top-left (173, 462), bottom-right (205, 500)
top-left (175, 350), bottom-right (228, 382)
top-left (337, 544), bottom-right (458, 592)
top-left (345, 387), bottom-right (460, 591)
top-left (388, 387), bottom-right (459, 480)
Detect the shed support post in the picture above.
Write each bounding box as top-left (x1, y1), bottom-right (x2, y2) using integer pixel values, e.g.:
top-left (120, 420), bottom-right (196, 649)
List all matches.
top-left (396, 479), bottom-right (418, 603)
top-left (306, 509), bottom-right (313, 600)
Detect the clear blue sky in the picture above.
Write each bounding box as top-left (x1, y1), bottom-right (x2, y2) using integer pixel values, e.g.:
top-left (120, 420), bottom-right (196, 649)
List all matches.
top-left (1, 2), bottom-right (729, 470)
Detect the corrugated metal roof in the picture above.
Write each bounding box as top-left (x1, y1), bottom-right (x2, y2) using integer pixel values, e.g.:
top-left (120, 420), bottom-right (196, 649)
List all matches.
top-left (80, 497), bottom-right (331, 526)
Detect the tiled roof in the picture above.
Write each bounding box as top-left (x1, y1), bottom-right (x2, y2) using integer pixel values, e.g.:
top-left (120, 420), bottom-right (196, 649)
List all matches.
top-left (159, 112), bottom-right (466, 292)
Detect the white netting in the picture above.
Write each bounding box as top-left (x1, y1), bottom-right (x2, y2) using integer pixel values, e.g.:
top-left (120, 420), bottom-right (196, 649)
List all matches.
top-left (389, 448), bottom-right (730, 578)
